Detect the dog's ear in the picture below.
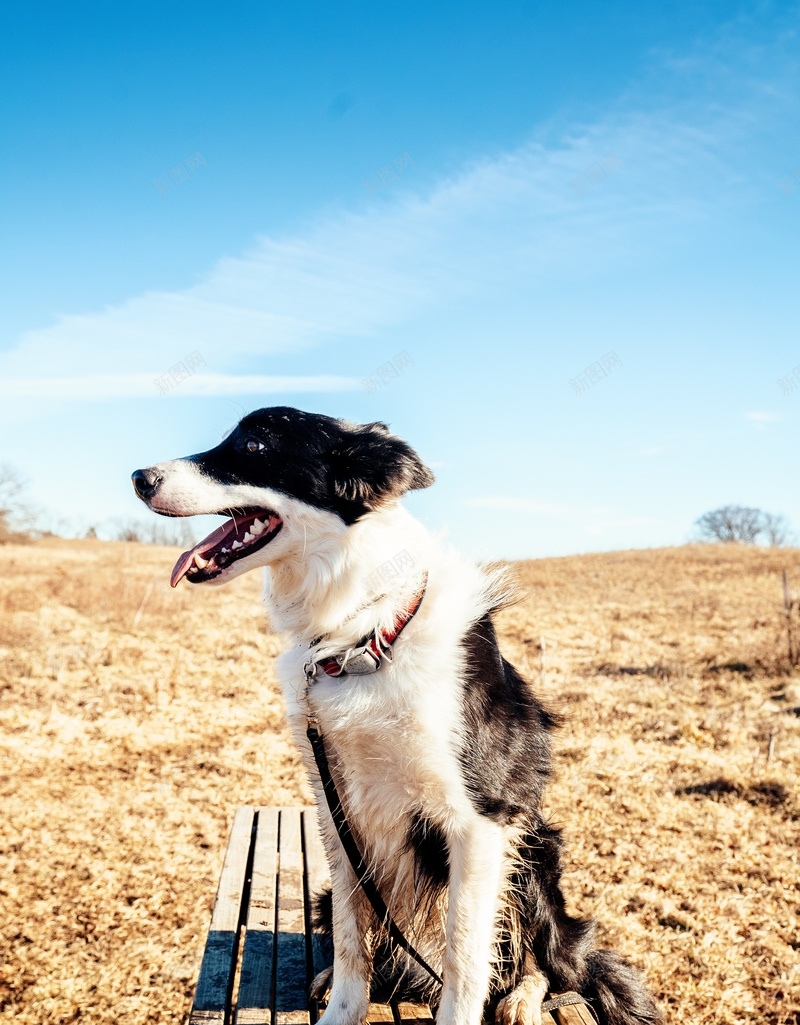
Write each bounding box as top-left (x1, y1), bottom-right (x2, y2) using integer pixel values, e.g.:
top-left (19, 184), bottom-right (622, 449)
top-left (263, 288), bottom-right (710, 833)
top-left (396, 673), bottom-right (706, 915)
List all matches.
top-left (330, 422), bottom-right (435, 510)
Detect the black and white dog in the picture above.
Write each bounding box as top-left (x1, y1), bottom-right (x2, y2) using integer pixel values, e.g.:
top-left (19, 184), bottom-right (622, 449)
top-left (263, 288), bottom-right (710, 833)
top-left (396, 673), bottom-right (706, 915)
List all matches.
top-left (132, 406), bottom-right (662, 1025)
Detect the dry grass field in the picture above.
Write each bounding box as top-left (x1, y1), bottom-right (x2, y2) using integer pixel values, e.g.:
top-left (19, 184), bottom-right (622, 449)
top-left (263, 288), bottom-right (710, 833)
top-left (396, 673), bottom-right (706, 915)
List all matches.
top-left (1, 538), bottom-right (799, 1024)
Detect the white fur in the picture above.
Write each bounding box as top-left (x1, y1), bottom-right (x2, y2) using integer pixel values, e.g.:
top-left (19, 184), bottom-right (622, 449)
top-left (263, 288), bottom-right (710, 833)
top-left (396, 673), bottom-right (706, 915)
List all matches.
top-left (152, 457), bottom-right (535, 1025)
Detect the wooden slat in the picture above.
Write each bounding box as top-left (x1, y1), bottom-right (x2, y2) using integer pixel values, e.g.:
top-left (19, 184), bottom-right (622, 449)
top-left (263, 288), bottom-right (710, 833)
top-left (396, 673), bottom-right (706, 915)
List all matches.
top-left (395, 1002), bottom-right (434, 1022)
top-left (301, 808), bottom-right (332, 1024)
top-left (190, 807), bottom-right (255, 1025)
top-left (275, 809), bottom-right (311, 1025)
top-left (234, 808), bottom-right (280, 1025)
top-left (366, 1004), bottom-right (395, 1023)
top-left (301, 807), bottom-right (331, 983)
top-left (190, 808), bottom-right (445, 1025)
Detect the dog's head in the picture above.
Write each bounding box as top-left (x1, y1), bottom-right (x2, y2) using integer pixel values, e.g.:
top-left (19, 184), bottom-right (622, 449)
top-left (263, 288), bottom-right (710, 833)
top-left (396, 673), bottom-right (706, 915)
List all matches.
top-left (131, 406), bottom-right (434, 587)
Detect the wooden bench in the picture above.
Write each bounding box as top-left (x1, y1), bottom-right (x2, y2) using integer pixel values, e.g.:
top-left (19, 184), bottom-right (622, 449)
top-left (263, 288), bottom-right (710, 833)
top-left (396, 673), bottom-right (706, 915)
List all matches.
top-left (187, 807), bottom-right (595, 1025)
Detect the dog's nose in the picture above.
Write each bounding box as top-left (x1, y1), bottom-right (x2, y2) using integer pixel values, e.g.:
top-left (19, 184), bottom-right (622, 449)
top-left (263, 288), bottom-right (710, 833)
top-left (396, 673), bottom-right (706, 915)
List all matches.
top-left (131, 468), bottom-right (163, 500)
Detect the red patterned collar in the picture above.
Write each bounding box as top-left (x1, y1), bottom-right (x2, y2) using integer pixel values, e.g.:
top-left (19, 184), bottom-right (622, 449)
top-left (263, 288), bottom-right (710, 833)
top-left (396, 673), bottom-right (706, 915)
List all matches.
top-left (304, 573), bottom-right (428, 680)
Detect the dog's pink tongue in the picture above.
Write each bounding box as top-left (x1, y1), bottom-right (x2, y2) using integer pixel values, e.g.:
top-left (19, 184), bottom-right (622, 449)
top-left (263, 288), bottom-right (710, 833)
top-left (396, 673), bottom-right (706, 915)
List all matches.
top-left (169, 520), bottom-right (233, 588)
top-left (170, 548), bottom-right (200, 588)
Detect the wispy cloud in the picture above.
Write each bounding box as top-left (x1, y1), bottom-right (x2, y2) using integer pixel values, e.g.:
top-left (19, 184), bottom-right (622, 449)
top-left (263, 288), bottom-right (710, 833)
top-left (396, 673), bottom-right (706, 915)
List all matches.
top-left (745, 411), bottom-right (780, 430)
top-left (0, 374), bottom-right (360, 400)
top-left (2, 21), bottom-right (796, 403)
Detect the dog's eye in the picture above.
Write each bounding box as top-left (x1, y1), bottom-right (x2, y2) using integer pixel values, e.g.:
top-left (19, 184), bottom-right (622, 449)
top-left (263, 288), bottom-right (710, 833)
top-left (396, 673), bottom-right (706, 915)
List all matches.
top-left (245, 438), bottom-right (265, 453)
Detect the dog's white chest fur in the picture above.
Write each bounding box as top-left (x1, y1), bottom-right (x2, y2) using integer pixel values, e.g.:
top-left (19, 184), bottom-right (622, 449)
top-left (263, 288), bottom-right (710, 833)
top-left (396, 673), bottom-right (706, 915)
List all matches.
top-left (275, 540), bottom-right (495, 848)
top-left (275, 554), bottom-right (502, 972)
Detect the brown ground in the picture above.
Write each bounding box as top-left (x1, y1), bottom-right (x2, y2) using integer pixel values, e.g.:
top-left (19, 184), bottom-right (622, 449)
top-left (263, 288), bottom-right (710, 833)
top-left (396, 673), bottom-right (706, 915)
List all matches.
top-left (1, 538), bottom-right (798, 1024)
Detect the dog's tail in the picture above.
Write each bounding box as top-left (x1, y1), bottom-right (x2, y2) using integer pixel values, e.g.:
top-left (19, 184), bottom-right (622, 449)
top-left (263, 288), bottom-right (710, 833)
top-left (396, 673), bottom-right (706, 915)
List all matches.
top-left (581, 950), bottom-right (664, 1025)
top-left (528, 910), bottom-right (662, 1025)
top-left (519, 820), bottom-right (663, 1025)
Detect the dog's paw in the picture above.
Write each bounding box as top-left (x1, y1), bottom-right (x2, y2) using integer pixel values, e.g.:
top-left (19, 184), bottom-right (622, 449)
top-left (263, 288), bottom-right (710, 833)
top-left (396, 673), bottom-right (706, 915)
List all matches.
top-left (494, 973), bottom-right (548, 1025)
top-left (316, 995), bottom-right (368, 1025)
top-left (315, 975), bottom-right (371, 1025)
top-left (310, 966), bottom-right (333, 1003)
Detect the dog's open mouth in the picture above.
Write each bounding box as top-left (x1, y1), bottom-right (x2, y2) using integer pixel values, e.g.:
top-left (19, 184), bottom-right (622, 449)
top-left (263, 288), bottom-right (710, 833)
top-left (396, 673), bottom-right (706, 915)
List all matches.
top-left (170, 510), bottom-right (283, 587)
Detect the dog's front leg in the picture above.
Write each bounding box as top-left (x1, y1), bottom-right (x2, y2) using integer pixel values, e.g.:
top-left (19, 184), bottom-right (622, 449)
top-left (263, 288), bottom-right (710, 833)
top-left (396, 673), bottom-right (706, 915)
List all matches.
top-left (437, 815), bottom-right (508, 1025)
top-left (317, 827), bottom-right (373, 1025)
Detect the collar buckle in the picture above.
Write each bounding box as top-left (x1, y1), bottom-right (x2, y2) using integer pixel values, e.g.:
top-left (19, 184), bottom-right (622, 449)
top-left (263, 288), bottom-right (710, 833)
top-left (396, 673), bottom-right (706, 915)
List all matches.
top-left (338, 645), bottom-right (382, 675)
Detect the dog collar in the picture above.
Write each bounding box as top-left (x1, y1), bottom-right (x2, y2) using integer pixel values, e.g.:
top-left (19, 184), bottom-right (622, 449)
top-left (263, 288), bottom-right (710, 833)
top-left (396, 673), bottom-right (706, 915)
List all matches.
top-left (304, 573), bottom-right (427, 681)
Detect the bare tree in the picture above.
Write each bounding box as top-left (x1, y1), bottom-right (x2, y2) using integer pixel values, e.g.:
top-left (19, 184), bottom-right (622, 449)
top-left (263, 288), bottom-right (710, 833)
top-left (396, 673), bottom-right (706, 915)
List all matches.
top-left (761, 512), bottom-right (794, 547)
top-left (0, 463), bottom-right (34, 541)
top-left (694, 505), bottom-right (795, 546)
top-left (0, 463), bottom-right (28, 516)
top-left (695, 505), bottom-right (764, 544)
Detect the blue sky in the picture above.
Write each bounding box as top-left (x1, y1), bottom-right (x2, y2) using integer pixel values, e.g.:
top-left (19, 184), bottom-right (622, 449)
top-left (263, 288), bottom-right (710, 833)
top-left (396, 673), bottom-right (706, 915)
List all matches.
top-left (1, 1), bottom-right (799, 559)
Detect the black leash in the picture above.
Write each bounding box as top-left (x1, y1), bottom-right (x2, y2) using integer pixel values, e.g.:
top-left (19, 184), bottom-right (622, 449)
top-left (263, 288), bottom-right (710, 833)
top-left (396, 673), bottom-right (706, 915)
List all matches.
top-left (541, 991), bottom-right (595, 1014)
top-left (306, 722), bottom-right (443, 987)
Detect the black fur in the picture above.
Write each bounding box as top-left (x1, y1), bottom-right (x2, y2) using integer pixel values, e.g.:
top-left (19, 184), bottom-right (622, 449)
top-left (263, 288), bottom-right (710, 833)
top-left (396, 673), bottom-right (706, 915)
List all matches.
top-left (182, 407), bottom-right (434, 522)
top-left (584, 951), bottom-right (666, 1025)
top-left (313, 611), bottom-right (663, 1025)
top-left (407, 812), bottom-right (450, 889)
top-left (460, 614), bottom-right (559, 823)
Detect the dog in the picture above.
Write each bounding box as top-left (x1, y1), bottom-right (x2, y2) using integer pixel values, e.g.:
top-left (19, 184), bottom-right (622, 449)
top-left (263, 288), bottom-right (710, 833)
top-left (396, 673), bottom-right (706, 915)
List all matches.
top-left (132, 406), bottom-right (662, 1025)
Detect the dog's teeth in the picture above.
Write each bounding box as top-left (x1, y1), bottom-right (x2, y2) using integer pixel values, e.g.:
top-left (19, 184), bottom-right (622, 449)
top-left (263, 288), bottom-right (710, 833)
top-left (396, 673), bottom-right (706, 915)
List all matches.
top-left (221, 547), bottom-right (229, 554)
top-left (193, 553), bottom-right (209, 568)
top-left (231, 540), bottom-right (243, 550)
top-left (251, 519), bottom-right (265, 535)
top-left (243, 531), bottom-right (254, 543)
